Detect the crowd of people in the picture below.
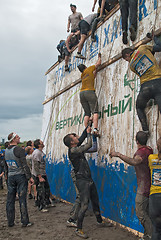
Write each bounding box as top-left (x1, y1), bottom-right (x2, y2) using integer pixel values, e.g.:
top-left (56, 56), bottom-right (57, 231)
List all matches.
top-left (61, 1), bottom-right (161, 240)
top-left (0, 135), bottom-right (56, 228)
top-left (1, 1), bottom-right (161, 240)
top-left (57, 1), bottom-right (120, 71)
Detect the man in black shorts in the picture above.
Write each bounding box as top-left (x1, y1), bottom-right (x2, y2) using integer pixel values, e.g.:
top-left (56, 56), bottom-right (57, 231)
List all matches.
top-left (76, 13), bottom-right (97, 59)
top-left (57, 35), bottom-right (79, 71)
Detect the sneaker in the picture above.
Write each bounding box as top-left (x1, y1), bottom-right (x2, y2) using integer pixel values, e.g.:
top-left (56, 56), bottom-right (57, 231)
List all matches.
top-left (28, 193), bottom-right (33, 199)
top-left (67, 218), bottom-right (77, 228)
top-left (65, 65), bottom-right (69, 72)
top-left (97, 220), bottom-right (113, 227)
top-left (22, 222), bottom-right (33, 227)
top-left (129, 25), bottom-right (137, 41)
top-left (75, 229), bottom-right (88, 239)
top-left (93, 129), bottom-right (100, 137)
top-left (122, 31), bottom-right (128, 44)
top-left (8, 223), bottom-right (15, 227)
top-left (40, 208), bottom-right (49, 213)
top-left (76, 53), bottom-right (86, 60)
top-left (51, 201), bottom-right (56, 207)
top-left (46, 202), bottom-right (56, 208)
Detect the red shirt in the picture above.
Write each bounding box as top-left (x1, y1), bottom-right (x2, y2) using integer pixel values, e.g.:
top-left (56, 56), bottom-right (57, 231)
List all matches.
top-left (134, 146), bottom-right (153, 197)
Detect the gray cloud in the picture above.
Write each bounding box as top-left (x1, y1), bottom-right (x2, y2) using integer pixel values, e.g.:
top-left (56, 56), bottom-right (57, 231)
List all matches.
top-left (0, 0), bottom-right (93, 140)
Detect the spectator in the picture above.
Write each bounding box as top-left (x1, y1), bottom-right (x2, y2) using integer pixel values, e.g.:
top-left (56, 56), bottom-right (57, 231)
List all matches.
top-left (32, 139), bottom-right (52, 212)
top-left (0, 146), bottom-right (5, 190)
top-left (25, 146), bottom-right (37, 200)
top-left (5, 132), bottom-right (34, 227)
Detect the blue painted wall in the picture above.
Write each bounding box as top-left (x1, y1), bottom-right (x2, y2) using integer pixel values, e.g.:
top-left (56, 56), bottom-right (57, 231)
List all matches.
top-left (46, 153), bottom-right (143, 233)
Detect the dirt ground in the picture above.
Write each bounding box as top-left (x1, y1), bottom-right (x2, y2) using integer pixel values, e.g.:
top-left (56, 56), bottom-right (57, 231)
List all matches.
top-left (0, 185), bottom-right (141, 240)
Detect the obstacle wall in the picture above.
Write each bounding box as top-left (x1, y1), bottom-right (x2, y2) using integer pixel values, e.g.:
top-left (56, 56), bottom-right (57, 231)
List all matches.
top-left (41, 0), bottom-right (161, 233)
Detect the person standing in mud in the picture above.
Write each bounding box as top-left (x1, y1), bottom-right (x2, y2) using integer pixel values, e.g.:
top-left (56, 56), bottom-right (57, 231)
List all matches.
top-left (5, 132), bottom-right (34, 227)
top-left (63, 126), bottom-right (112, 239)
top-left (110, 131), bottom-right (153, 240)
top-left (67, 122), bottom-right (98, 228)
top-left (32, 139), bottom-right (51, 212)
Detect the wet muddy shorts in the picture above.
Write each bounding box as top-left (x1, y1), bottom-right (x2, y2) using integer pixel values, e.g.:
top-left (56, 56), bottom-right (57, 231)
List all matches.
top-left (62, 46), bottom-right (70, 56)
top-left (80, 90), bottom-right (98, 116)
top-left (78, 20), bottom-right (90, 35)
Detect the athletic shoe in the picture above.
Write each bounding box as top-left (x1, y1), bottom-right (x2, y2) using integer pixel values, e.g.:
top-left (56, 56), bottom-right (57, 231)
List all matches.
top-left (122, 31), bottom-right (128, 44)
top-left (28, 193), bottom-right (33, 199)
top-left (22, 222), bottom-right (33, 227)
top-left (65, 65), bottom-right (69, 72)
top-left (75, 229), bottom-right (88, 239)
top-left (40, 208), bottom-right (49, 213)
top-left (129, 26), bottom-right (137, 41)
top-left (93, 129), bottom-right (100, 137)
top-left (8, 223), bottom-right (15, 227)
top-left (51, 201), bottom-right (56, 207)
top-left (97, 220), bottom-right (113, 227)
top-left (67, 218), bottom-right (77, 227)
top-left (76, 53), bottom-right (86, 60)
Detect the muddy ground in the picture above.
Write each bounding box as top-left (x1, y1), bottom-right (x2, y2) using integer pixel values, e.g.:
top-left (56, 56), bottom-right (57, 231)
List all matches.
top-left (0, 185), bottom-right (141, 240)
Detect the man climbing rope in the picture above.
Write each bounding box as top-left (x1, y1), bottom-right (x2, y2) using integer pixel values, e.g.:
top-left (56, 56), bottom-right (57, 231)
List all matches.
top-left (122, 34), bottom-right (161, 135)
top-left (63, 126), bottom-right (112, 239)
top-left (110, 131), bottom-right (153, 240)
top-left (77, 53), bottom-right (101, 136)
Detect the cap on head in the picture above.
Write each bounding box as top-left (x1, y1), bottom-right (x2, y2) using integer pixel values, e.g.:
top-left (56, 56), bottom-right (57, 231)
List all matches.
top-left (70, 3), bottom-right (76, 8)
top-left (8, 132), bottom-right (17, 142)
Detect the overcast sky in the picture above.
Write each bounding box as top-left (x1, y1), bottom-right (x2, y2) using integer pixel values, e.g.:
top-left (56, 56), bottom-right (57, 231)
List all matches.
top-left (0, 0), bottom-right (94, 142)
